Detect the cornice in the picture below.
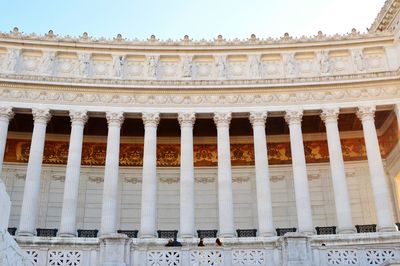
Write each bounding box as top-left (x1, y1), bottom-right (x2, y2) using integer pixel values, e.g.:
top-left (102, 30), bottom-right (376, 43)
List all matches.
top-left (0, 28), bottom-right (393, 51)
top-left (370, 0), bottom-right (400, 32)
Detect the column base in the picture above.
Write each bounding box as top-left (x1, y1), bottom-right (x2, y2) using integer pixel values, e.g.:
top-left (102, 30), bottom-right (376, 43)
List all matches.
top-left (378, 225), bottom-right (398, 232)
top-left (16, 231), bottom-right (35, 237)
top-left (58, 232), bottom-right (77, 237)
top-left (259, 232), bottom-right (276, 237)
top-left (218, 232), bottom-right (236, 238)
top-left (337, 227), bottom-right (356, 234)
top-left (139, 233), bottom-right (157, 239)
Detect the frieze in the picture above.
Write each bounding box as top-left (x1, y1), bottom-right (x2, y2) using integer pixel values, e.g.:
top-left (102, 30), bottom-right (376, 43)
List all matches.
top-left (3, 120), bottom-right (397, 167)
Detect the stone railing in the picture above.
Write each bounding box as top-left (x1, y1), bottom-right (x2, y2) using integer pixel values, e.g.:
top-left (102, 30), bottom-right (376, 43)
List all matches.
top-left (13, 231), bottom-right (400, 266)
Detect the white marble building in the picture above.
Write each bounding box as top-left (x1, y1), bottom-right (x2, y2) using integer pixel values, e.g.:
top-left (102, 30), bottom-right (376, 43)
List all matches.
top-left (1, 0), bottom-right (400, 265)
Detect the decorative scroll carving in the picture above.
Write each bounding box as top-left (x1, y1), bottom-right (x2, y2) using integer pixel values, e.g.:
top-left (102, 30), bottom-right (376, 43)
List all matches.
top-left (320, 107), bottom-right (340, 123)
top-left (249, 111), bottom-right (267, 126)
top-left (356, 105), bottom-right (376, 122)
top-left (106, 111), bottom-right (124, 126)
top-left (32, 108), bottom-right (51, 124)
top-left (142, 112), bottom-right (160, 127)
top-left (0, 107), bottom-right (14, 122)
top-left (284, 109), bottom-right (303, 125)
top-left (69, 110), bottom-right (88, 125)
top-left (213, 112), bottom-right (232, 127)
top-left (178, 112), bottom-right (196, 127)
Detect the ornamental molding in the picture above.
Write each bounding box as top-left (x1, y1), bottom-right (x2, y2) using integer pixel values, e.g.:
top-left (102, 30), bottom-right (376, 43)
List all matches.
top-left (370, 0), bottom-right (400, 32)
top-left (0, 86), bottom-right (398, 111)
top-left (0, 27), bottom-right (392, 47)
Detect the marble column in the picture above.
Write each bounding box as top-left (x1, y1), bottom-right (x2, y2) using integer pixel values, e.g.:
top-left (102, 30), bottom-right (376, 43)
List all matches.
top-left (178, 112), bottom-right (196, 238)
top-left (395, 103), bottom-right (400, 130)
top-left (321, 108), bottom-right (355, 233)
top-left (214, 112), bottom-right (235, 237)
top-left (249, 111), bottom-right (275, 236)
top-left (357, 106), bottom-right (396, 232)
top-left (284, 110), bottom-right (314, 234)
top-left (100, 111), bottom-right (124, 236)
top-left (0, 107), bottom-right (14, 177)
top-left (59, 110), bottom-right (88, 237)
top-left (18, 108), bottom-right (51, 236)
top-left (139, 112), bottom-right (160, 238)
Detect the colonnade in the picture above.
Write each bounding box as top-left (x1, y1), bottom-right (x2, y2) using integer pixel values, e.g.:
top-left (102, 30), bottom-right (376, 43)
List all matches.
top-left (0, 104), bottom-right (397, 238)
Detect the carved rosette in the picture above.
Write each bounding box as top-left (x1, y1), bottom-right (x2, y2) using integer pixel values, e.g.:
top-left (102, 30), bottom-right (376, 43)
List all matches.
top-left (284, 109), bottom-right (303, 125)
top-left (320, 107), bottom-right (340, 124)
top-left (213, 112), bottom-right (232, 127)
top-left (106, 111), bottom-right (124, 127)
top-left (249, 111), bottom-right (267, 127)
top-left (356, 106), bottom-right (376, 122)
top-left (32, 108), bottom-right (52, 124)
top-left (178, 112), bottom-right (196, 127)
top-left (0, 107), bottom-right (14, 122)
top-left (142, 112), bottom-right (160, 127)
top-left (69, 110), bottom-right (88, 126)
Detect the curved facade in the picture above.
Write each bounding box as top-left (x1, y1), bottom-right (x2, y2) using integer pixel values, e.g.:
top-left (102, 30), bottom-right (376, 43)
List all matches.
top-left (1, 1), bottom-right (400, 265)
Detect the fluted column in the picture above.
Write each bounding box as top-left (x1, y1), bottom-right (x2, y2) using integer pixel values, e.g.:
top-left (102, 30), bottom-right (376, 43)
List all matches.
top-left (59, 110), bottom-right (88, 237)
top-left (357, 106), bottom-right (396, 232)
top-left (321, 108), bottom-right (355, 233)
top-left (100, 111), bottom-right (124, 236)
top-left (18, 108), bottom-right (51, 236)
top-left (178, 112), bottom-right (196, 238)
top-left (214, 112), bottom-right (235, 237)
top-left (140, 112), bottom-right (160, 238)
top-left (285, 110), bottom-right (314, 234)
top-left (395, 104), bottom-right (400, 131)
top-left (249, 111), bottom-right (275, 236)
top-left (0, 107), bottom-right (14, 176)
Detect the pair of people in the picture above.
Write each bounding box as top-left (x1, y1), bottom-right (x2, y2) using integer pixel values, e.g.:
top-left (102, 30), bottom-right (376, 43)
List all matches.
top-left (166, 237), bottom-right (223, 247)
top-left (198, 237), bottom-right (223, 247)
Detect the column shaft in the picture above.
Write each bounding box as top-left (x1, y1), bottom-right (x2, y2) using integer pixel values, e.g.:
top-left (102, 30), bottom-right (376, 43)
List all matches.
top-left (18, 108), bottom-right (51, 236)
top-left (59, 110), bottom-right (88, 237)
top-left (0, 107), bottom-right (14, 176)
top-left (100, 112), bottom-right (124, 235)
top-left (321, 108), bottom-right (354, 233)
top-left (285, 110), bottom-right (314, 234)
top-left (179, 113), bottom-right (196, 238)
top-left (140, 113), bottom-right (159, 238)
top-left (357, 106), bottom-right (396, 232)
top-left (214, 112), bottom-right (235, 237)
top-left (250, 112), bottom-right (274, 236)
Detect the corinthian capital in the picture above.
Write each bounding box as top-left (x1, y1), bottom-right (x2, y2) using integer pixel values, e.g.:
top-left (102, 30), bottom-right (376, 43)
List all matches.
top-left (106, 111), bottom-right (124, 127)
top-left (284, 109), bottom-right (303, 125)
top-left (142, 112), bottom-right (160, 127)
top-left (320, 107), bottom-right (339, 124)
top-left (178, 112), bottom-right (196, 127)
top-left (213, 112), bottom-right (232, 127)
top-left (32, 108), bottom-right (52, 124)
top-left (356, 106), bottom-right (375, 122)
top-left (249, 111), bottom-right (267, 127)
top-left (0, 107), bottom-right (14, 122)
top-left (69, 110), bottom-right (88, 125)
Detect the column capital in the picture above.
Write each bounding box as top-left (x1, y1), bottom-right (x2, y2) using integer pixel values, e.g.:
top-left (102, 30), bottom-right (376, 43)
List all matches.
top-left (249, 111), bottom-right (267, 127)
top-left (394, 103), bottom-right (400, 116)
top-left (0, 107), bottom-right (14, 122)
top-left (32, 108), bottom-right (51, 124)
top-left (178, 112), bottom-right (196, 127)
top-left (320, 107), bottom-right (340, 124)
top-left (356, 105), bottom-right (376, 122)
top-left (142, 112), bottom-right (160, 127)
top-left (284, 109), bottom-right (303, 125)
top-left (69, 110), bottom-right (88, 125)
top-left (106, 111), bottom-right (124, 127)
top-left (213, 112), bottom-right (232, 127)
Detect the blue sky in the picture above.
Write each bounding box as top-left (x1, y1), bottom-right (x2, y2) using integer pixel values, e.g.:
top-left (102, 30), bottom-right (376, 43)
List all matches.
top-left (0, 0), bottom-right (385, 40)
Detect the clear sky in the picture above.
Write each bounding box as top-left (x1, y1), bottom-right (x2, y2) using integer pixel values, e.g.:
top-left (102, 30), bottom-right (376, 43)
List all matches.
top-left (0, 0), bottom-right (386, 40)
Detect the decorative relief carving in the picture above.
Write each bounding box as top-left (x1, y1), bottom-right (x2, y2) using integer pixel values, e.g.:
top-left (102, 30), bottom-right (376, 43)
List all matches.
top-left (0, 106), bottom-right (14, 121)
top-left (180, 55), bottom-right (193, 78)
top-left (32, 108), bottom-right (52, 124)
top-left (352, 50), bottom-right (366, 72)
top-left (147, 56), bottom-right (158, 78)
top-left (356, 105), bottom-right (376, 122)
top-left (112, 55), bottom-right (125, 78)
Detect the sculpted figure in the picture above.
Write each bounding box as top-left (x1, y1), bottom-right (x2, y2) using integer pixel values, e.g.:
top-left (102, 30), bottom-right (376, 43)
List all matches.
top-left (181, 56), bottom-right (192, 78)
top-left (112, 55), bottom-right (125, 78)
top-left (284, 53), bottom-right (296, 76)
top-left (353, 50), bottom-right (365, 72)
top-left (215, 55), bottom-right (227, 79)
top-left (78, 53), bottom-right (91, 77)
top-left (318, 51), bottom-right (331, 74)
top-left (5, 48), bottom-right (20, 72)
top-left (249, 55), bottom-right (261, 78)
top-left (40, 52), bottom-right (56, 75)
top-left (148, 56), bottom-right (158, 78)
